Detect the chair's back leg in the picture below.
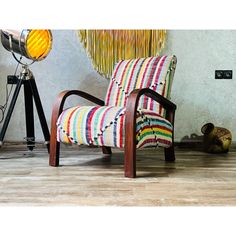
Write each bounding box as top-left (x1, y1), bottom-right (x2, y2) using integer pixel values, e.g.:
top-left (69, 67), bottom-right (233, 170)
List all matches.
top-left (49, 110), bottom-right (60, 166)
top-left (164, 146), bottom-right (175, 162)
top-left (164, 109), bottom-right (175, 162)
top-left (102, 146), bottom-right (112, 155)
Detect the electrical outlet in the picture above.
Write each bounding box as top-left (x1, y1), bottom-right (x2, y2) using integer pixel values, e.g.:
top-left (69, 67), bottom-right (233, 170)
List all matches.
top-left (215, 70), bottom-right (232, 79)
top-left (215, 70), bottom-right (223, 79)
top-left (223, 70), bottom-right (232, 79)
top-left (7, 75), bottom-right (18, 84)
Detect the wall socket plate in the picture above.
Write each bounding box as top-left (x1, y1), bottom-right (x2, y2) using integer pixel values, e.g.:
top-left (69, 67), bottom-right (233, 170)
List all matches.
top-left (215, 70), bottom-right (233, 79)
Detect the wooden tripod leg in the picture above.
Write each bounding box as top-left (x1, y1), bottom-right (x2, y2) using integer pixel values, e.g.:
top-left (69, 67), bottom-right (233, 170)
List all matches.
top-left (24, 80), bottom-right (35, 151)
top-left (29, 78), bottom-right (50, 153)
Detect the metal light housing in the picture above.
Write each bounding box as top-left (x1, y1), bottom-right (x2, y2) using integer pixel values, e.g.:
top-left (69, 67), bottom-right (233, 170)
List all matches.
top-left (1, 29), bottom-right (52, 61)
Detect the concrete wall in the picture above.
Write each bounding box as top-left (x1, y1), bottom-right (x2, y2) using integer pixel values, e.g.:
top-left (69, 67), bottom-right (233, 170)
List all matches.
top-left (0, 30), bottom-right (235, 142)
top-left (166, 30), bottom-right (236, 142)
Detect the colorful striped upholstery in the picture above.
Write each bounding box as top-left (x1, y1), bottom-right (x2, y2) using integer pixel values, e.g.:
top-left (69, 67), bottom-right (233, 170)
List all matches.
top-left (56, 55), bottom-right (175, 149)
top-left (105, 56), bottom-right (175, 116)
top-left (57, 106), bottom-right (173, 148)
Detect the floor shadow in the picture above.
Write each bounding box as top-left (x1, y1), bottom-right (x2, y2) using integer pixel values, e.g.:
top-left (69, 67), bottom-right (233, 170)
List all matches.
top-left (178, 133), bottom-right (204, 151)
top-left (60, 149), bottom-right (179, 178)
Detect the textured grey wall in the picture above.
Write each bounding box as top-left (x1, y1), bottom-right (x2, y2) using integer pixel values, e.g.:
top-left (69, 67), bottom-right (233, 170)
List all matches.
top-left (0, 30), bottom-right (235, 142)
top-left (166, 30), bottom-right (236, 142)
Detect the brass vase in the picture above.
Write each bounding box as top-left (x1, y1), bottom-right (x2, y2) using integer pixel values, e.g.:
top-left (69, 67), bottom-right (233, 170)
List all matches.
top-left (201, 123), bottom-right (232, 153)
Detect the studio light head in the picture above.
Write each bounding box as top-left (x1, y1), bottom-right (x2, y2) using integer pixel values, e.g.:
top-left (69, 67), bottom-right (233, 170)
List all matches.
top-left (1, 29), bottom-right (52, 64)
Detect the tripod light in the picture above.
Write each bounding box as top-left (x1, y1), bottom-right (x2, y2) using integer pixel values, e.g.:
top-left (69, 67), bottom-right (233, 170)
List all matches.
top-left (0, 29), bottom-right (53, 151)
top-left (1, 29), bottom-right (52, 63)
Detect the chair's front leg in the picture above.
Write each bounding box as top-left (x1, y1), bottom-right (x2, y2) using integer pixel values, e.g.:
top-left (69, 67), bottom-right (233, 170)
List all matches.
top-left (124, 134), bottom-right (136, 178)
top-left (49, 104), bottom-right (61, 166)
top-left (124, 101), bottom-right (137, 178)
top-left (49, 91), bottom-right (68, 167)
top-left (49, 120), bottom-right (60, 166)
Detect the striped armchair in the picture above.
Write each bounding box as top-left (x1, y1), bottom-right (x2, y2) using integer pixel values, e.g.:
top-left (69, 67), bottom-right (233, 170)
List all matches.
top-left (49, 55), bottom-right (177, 178)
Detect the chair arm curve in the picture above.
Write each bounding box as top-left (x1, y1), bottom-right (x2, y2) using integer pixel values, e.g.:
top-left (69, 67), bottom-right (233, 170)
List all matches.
top-left (124, 89), bottom-right (177, 177)
top-left (50, 90), bottom-right (105, 135)
top-left (49, 90), bottom-right (105, 162)
top-left (128, 88), bottom-right (176, 112)
top-left (56, 90), bottom-right (104, 109)
top-left (125, 88), bottom-right (176, 132)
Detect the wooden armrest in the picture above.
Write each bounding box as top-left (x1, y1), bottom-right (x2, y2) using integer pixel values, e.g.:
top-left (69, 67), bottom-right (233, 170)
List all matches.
top-left (49, 90), bottom-right (105, 166)
top-left (128, 88), bottom-right (176, 112)
top-left (51, 90), bottom-right (104, 129)
top-left (124, 88), bottom-right (177, 177)
top-left (125, 88), bottom-right (177, 134)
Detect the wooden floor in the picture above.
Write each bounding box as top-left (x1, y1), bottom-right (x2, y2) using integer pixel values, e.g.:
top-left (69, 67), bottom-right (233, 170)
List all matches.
top-left (0, 144), bottom-right (236, 206)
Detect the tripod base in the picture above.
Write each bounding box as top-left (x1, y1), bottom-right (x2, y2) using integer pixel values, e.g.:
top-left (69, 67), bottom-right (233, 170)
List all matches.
top-left (0, 67), bottom-right (50, 152)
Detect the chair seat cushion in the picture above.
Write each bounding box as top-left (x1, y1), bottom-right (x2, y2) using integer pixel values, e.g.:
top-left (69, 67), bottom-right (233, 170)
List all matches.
top-left (57, 106), bottom-right (173, 148)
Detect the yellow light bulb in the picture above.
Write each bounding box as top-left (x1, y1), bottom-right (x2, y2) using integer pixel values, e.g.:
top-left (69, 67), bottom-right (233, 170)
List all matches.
top-left (26, 30), bottom-right (52, 60)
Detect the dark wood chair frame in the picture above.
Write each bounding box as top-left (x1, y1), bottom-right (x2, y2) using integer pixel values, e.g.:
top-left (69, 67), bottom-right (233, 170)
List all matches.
top-left (49, 57), bottom-right (177, 178)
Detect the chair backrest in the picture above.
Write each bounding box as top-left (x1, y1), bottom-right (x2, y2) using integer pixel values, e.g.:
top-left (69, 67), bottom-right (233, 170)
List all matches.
top-left (105, 55), bottom-right (177, 116)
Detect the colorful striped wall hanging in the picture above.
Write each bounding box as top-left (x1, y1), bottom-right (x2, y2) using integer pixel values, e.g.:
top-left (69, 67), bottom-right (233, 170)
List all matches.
top-left (78, 30), bottom-right (167, 79)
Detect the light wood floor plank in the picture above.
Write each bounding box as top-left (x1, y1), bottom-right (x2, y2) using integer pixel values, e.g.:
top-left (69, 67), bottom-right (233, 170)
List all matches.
top-left (0, 145), bottom-right (236, 206)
